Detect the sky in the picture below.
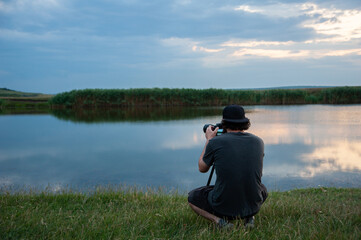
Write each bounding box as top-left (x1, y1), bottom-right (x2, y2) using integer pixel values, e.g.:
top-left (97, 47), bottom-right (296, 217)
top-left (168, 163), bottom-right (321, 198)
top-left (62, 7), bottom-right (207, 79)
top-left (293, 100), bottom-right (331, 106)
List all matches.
top-left (0, 0), bottom-right (360, 94)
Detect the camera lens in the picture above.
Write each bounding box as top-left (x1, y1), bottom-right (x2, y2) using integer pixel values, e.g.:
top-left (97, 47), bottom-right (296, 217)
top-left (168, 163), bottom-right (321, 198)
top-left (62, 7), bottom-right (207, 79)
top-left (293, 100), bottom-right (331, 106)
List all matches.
top-left (203, 124), bottom-right (211, 133)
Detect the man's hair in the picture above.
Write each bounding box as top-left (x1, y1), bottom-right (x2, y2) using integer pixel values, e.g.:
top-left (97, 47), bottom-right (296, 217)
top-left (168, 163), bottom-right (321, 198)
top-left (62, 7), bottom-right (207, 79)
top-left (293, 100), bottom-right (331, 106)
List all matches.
top-left (222, 119), bottom-right (251, 131)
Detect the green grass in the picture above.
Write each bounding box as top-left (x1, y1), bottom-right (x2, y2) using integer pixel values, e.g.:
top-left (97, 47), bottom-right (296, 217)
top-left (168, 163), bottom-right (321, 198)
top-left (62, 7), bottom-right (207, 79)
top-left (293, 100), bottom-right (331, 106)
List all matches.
top-left (49, 87), bottom-right (361, 108)
top-left (0, 88), bottom-right (53, 113)
top-left (0, 88), bottom-right (52, 98)
top-left (1, 188), bottom-right (360, 239)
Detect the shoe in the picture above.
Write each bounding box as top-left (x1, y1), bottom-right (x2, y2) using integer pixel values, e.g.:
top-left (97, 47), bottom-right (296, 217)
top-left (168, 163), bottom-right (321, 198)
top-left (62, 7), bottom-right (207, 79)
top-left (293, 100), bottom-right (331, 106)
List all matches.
top-left (244, 216), bottom-right (255, 229)
top-left (217, 218), bottom-right (234, 230)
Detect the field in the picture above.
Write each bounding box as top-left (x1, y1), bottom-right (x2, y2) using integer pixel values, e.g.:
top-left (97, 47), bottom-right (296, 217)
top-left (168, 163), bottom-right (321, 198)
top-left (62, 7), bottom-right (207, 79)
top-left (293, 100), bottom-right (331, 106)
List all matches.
top-left (1, 187), bottom-right (360, 239)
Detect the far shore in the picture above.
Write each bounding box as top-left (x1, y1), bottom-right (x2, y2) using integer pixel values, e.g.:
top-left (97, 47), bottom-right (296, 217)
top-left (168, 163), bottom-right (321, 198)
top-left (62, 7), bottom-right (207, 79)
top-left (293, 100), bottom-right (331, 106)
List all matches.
top-left (1, 86), bottom-right (361, 111)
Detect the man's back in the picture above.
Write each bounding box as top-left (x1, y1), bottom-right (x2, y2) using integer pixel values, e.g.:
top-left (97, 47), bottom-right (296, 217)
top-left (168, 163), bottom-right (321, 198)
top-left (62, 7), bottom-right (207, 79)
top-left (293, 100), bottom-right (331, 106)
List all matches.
top-left (188, 105), bottom-right (267, 228)
top-left (203, 132), bottom-right (265, 218)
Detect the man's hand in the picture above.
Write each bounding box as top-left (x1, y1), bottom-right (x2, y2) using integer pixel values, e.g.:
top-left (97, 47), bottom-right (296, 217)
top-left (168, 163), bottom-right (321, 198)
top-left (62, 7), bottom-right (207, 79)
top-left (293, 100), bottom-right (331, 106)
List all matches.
top-left (198, 126), bottom-right (218, 173)
top-left (205, 125), bottom-right (219, 140)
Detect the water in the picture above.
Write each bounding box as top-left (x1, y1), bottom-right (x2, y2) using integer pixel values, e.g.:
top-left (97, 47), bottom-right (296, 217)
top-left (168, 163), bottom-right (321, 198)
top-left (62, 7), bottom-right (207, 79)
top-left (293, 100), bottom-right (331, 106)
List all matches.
top-left (0, 105), bottom-right (360, 193)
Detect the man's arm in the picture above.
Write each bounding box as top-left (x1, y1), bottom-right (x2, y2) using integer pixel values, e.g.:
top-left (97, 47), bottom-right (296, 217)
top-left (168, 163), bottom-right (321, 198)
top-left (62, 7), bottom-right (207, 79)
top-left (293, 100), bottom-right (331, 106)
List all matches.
top-left (198, 126), bottom-right (218, 173)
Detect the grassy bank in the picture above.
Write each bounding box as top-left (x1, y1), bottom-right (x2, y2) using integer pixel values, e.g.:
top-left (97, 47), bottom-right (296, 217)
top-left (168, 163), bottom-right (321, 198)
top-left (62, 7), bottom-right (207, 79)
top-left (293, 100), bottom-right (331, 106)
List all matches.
top-left (0, 88), bottom-right (52, 98)
top-left (0, 98), bottom-right (50, 113)
top-left (49, 87), bottom-right (361, 108)
top-left (1, 188), bottom-right (360, 239)
top-left (0, 88), bottom-right (53, 113)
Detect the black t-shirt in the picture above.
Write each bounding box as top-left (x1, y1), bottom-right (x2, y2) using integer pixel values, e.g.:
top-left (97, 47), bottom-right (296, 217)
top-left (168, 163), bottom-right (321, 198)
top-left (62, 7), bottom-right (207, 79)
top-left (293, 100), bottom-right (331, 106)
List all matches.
top-left (203, 132), bottom-right (265, 218)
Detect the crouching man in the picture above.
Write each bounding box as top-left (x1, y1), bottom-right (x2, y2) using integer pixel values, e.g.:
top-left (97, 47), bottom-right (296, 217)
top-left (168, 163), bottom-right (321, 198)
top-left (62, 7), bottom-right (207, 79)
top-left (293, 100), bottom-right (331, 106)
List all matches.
top-left (188, 105), bottom-right (268, 229)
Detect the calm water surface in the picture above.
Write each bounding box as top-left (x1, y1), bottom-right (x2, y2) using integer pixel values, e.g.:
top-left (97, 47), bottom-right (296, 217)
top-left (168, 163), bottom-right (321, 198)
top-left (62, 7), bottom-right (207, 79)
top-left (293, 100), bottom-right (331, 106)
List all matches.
top-left (1, 105), bottom-right (360, 192)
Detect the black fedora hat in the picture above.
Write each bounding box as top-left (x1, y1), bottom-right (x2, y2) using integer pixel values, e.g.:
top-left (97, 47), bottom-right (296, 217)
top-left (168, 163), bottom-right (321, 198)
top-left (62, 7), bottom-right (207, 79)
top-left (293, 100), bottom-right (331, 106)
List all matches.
top-left (222, 105), bottom-right (249, 123)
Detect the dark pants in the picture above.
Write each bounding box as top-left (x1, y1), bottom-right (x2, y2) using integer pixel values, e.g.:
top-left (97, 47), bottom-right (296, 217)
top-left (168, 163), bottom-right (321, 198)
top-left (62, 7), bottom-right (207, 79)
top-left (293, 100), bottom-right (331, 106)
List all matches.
top-left (188, 184), bottom-right (268, 220)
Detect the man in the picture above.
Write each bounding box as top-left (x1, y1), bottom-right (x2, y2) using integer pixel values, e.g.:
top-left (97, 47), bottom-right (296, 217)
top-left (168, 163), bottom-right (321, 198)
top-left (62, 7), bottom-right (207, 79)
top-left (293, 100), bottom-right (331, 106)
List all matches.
top-left (188, 104), bottom-right (268, 229)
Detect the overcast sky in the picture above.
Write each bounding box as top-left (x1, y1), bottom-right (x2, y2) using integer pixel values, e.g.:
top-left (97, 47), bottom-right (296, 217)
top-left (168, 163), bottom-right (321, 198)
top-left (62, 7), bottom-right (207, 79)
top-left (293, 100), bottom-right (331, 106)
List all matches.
top-left (0, 0), bottom-right (360, 93)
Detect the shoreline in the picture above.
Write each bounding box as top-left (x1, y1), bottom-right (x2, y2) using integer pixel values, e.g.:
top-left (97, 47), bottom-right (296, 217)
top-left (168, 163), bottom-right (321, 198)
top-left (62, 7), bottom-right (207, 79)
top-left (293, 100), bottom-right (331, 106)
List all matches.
top-left (1, 86), bottom-right (361, 111)
top-left (50, 86), bottom-right (361, 108)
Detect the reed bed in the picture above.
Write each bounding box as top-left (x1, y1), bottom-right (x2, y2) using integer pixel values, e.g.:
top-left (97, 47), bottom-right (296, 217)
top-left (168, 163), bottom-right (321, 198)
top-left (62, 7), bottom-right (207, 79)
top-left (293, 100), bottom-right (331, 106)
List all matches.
top-left (49, 87), bottom-right (361, 108)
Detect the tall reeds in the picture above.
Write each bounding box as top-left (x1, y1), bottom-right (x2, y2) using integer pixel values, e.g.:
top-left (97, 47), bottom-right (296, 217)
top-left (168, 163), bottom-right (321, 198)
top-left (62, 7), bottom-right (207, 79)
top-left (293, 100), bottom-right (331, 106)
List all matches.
top-left (49, 86), bottom-right (361, 108)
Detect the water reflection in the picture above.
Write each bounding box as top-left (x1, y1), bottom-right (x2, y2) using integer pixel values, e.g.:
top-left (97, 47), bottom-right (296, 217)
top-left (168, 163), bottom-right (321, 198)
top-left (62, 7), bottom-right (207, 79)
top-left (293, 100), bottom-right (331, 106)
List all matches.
top-left (51, 107), bottom-right (224, 123)
top-left (247, 105), bottom-right (361, 182)
top-left (0, 105), bottom-right (360, 192)
top-left (301, 140), bottom-right (361, 177)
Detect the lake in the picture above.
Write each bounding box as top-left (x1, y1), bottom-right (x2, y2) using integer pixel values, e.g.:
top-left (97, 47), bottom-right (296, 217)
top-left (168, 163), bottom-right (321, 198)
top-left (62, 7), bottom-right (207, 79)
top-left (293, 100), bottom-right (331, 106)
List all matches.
top-left (0, 105), bottom-right (360, 193)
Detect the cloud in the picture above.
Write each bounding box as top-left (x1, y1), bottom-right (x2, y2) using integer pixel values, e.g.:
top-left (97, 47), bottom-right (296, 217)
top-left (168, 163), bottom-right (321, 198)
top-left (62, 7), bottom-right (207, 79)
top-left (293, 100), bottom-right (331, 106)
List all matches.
top-left (161, 3), bottom-right (361, 66)
top-left (232, 48), bottom-right (310, 59)
top-left (0, 0), bottom-right (62, 13)
top-left (303, 8), bottom-right (361, 42)
top-left (323, 49), bottom-right (361, 57)
top-left (227, 43), bottom-right (361, 59)
top-left (235, 2), bottom-right (361, 43)
top-left (173, 0), bottom-right (192, 6)
top-left (161, 37), bottom-right (198, 47)
top-left (160, 37), bottom-right (200, 55)
top-left (192, 46), bottom-right (224, 53)
top-left (235, 2), bottom-right (307, 18)
top-left (234, 5), bottom-right (263, 14)
top-left (221, 40), bottom-right (295, 48)
top-left (161, 131), bottom-right (204, 150)
top-left (1, 0), bottom-right (361, 91)
top-left (0, 28), bottom-right (60, 41)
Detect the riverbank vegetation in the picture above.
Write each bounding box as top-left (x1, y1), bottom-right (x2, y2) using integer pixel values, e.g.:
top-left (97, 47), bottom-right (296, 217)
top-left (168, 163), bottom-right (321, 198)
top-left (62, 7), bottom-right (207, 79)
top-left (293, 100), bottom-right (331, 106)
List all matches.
top-left (0, 88), bottom-right (53, 113)
top-left (1, 87), bottom-right (360, 112)
top-left (0, 98), bottom-right (50, 113)
top-left (0, 88), bottom-right (52, 98)
top-left (49, 86), bottom-right (361, 108)
top-left (1, 187), bottom-right (360, 239)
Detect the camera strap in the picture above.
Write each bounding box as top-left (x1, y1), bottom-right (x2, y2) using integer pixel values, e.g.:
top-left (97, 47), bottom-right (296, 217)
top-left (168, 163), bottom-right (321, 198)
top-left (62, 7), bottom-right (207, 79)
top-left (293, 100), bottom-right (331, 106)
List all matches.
top-left (206, 164), bottom-right (215, 186)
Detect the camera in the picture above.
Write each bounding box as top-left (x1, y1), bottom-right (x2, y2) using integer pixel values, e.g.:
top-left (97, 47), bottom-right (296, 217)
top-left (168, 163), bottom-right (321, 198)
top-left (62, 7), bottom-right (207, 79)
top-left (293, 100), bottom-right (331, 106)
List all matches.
top-left (203, 123), bottom-right (223, 135)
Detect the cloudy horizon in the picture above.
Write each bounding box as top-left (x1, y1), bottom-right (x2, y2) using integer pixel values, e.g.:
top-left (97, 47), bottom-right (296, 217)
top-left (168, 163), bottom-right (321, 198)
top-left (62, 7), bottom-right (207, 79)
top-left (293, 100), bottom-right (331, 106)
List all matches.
top-left (0, 0), bottom-right (360, 94)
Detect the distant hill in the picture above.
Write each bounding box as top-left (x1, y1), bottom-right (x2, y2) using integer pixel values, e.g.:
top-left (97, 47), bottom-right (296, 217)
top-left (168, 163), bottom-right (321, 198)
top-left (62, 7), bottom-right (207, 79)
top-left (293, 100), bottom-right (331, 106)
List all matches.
top-left (0, 88), bottom-right (16, 92)
top-left (232, 86), bottom-right (339, 90)
top-left (0, 88), bottom-right (53, 98)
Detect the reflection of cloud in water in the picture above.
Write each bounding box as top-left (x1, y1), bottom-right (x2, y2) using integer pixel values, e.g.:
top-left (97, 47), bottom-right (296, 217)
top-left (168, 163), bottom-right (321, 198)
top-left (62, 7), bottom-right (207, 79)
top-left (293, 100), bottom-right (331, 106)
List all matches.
top-left (249, 105), bottom-right (361, 145)
top-left (161, 131), bottom-right (205, 150)
top-left (248, 106), bottom-right (361, 179)
top-left (252, 122), bottom-right (361, 146)
top-left (252, 123), bottom-right (311, 144)
top-left (301, 140), bottom-right (361, 177)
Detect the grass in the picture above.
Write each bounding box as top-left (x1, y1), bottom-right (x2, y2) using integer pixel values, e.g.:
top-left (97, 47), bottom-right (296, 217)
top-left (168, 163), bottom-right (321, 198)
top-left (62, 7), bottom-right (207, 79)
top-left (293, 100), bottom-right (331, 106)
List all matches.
top-left (1, 187), bottom-right (360, 239)
top-left (49, 87), bottom-right (361, 108)
top-left (0, 88), bottom-right (53, 113)
top-left (0, 88), bottom-right (52, 98)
